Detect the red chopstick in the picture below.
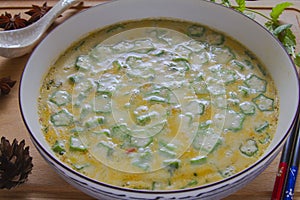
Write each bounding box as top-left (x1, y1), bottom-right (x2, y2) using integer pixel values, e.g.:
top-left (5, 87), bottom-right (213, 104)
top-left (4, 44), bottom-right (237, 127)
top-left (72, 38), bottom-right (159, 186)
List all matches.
top-left (272, 114), bottom-right (300, 200)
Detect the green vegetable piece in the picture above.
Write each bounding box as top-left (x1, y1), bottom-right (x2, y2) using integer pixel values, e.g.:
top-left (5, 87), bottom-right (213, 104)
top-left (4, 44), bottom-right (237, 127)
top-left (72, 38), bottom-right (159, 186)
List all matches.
top-left (163, 159), bottom-right (181, 175)
top-left (175, 45), bottom-right (192, 59)
top-left (259, 133), bottom-right (271, 144)
top-left (186, 40), bottom-right (206, 52)
top-left (239, 139), bottom-right (258, 157)
top-left (132, 39), bottom-right (155, 54)
top-left (126, 68), bottom-right (155, 80)
top-left (192, 128), bottom-right (222, 153)
top-left (112, 60), bottom-right (122, 70)
top-left (70, 127), bottom-right (85, 134)
top-left (132, 162), bottom-right (151, 171)
top-left (131, 136), bottom-right (153, 148)
top-left (72, 163), bottom-right (89, 170)
top-left (80, 104), bottom-right (92, 121)
top-left (112, 41), bottom-right (134, 53)
top-left (111, 124), bottom-right (131, 135)
top-left (68, 72), bottom-right (85, 84)
top-left (106, 24), bottom-right (124, 33)
top-left (94, 93), bottom-right (112, 113)
top-left (74, 92), bottom-right (87, 107)
top-left (169, 58), bottom-right (190, 72)
top-left (220, 69), bottom-right (237, 84)
top-left (84, 116), bottom-right (104, 128)
top-left (244, 50), bottom-right (256, 60)
top-left (143, 85), bottom-right (175, 104)
top-left (181, 180), bottom-right (198, 189)
top-left (151, 49), bottom-right (166, 57)
top-left (131, 151), bottom-right (152, 171)
top-left (126, 56), bottom-right (142, 68)
top-left (73, 79), bottom-right (95, 107)
top-left (238, 85), bottom-right (250, 97)
top-left (252, 94), bottom-right (274, 111)
top-left (75, 55), bottom-right (93, 71)
top-left (255, 121), bottom-right (269, 133)
top-left (159, 141), bottom-right (177, 150)
top-left (159, 147), bottom-right (177, 158)
top-left (97, 141), bottom-right (114, 156)
top-left (244, 75), bottom-right (267, 93)
top-left (93, 129), bottom-right (111, 137)
top-left (190, 155), bottom-right (207, 165)
top-left (191, 80), bottom-right (209, 95)
top-left (73, 40), bottom-right (85, 51)
top-left (136, 114), bottom-right (152, 126)
top-left (206, 80), bottom-right (226, 96)
top-left (212, 46), bottom-right (235, 64)
top-left (198, 120), bottom-right (212, 129)
top-left (144, 95), bottom-right (167, 103)
top-left (187, 25), bottom-right (205, 37)
top-left (50, 109), bottom-right (73, 127)
top-left (189, 51), bottom-right (209, 66)
top-left (231, 60), bottom-right (245, 70)
top-left (49, 90), bottom-right (71, 106)
top-left (52, 140), bottom-right (66, 155)
top-left (219, 166), bottom-right (235, 178)
top-left (90, 45), bottom-right (113, 62)
top-left (163, 159), bottom-right (180, 168)
top-left (185, 100), bottom-right (205, 115)
top-left (206, 32), bottom-right (225, 45)
top-left (257, 64), bottom-right (267, 76)
top-left (224, 110), bottom-right (245, 132)
top-left (239, 101), bottom-right (256, 115)
top-left (151, 181), bottom-right (157, 190)
top-left (70, 136), bottom-right (87, 152)
top-left (111, 124), bottom-right (132, 148)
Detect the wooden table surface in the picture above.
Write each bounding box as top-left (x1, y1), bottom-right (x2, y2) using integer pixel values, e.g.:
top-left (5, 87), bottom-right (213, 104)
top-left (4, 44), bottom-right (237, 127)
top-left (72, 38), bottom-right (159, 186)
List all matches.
top-left (0, 0), bottom-right (300, 199)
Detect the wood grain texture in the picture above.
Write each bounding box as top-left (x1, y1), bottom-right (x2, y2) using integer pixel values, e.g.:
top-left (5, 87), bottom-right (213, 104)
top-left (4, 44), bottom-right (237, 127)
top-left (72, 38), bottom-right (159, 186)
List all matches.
top-left (0, 1), bottom-right (299, 199)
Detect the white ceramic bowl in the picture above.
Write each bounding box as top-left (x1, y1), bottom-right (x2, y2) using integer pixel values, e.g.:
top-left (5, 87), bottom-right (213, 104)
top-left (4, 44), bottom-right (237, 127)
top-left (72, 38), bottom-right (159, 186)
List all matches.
top-left (20, 0), bottom-right (300, 199)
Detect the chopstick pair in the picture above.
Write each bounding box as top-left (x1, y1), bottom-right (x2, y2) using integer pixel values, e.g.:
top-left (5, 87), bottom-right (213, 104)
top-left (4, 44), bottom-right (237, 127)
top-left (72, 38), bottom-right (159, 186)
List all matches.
top-left (272, 113), bottom-right (300, 200)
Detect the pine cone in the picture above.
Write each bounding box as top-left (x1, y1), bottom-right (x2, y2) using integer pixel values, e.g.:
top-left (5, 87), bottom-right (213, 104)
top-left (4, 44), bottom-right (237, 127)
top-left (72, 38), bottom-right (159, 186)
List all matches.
top-left (0, 137), bottom-right (33, 189)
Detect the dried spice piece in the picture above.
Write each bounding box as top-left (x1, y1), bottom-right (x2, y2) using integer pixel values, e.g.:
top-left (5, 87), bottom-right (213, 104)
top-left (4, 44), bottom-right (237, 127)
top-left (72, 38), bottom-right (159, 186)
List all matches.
top-left (0, 77), bottom-right (16, 95)
top-left (0, 12), bottom-right (27, 30)
top-left (25, 2), bottom-right (51, 24)
top-left (0, 2), bottom-right (52, 31)
top-left (0, 137), bottom-right (33, 189)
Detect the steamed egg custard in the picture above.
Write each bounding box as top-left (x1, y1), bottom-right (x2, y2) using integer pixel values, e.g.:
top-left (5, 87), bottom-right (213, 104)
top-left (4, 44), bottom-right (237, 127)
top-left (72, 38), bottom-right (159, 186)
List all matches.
top-left (38, 19), bottom-right (279, 190)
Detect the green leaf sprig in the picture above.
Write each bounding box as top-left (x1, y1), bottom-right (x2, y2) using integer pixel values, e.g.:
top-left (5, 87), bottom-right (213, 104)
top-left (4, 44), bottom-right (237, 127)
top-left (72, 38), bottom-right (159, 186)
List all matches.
top-left (210, 0), bottom-right (300, 67)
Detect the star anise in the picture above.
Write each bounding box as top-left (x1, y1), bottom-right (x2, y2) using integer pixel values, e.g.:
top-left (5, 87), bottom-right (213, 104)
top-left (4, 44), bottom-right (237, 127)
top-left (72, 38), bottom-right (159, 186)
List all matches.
top-left (0, 12), bottom-right (27, 30)
top-left (0, 77), bottom-right (16, 95)
top-left (0, 137), bottom-right (33, 189)
top-left (25, 2), bottom-right (51, 24)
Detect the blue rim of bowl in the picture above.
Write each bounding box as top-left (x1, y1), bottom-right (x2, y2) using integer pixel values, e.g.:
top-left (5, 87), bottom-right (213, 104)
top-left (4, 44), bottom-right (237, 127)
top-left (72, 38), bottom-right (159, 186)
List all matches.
top-left (19, 0), bottom-right (300, 196)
